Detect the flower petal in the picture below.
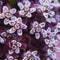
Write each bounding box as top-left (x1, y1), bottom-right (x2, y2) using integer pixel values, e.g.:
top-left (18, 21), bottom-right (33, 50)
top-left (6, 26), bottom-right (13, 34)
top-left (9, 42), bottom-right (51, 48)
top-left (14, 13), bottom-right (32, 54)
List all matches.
top-left (21, 23), bottom-right (27, 29)
top-left (30, 28), bottom-right (35, 34)
top-left (43, 12), bottom-right (48, 18)
top-left (39, 22), bottom-right (45, 28)
top-left (15, 48), bottom-right (20, 54)
top-left (7, 27), bottom-right (16, 34)
top-left (26, 12), bottom-right (32, 18)
top-left (0, 13), bottom-right (4, 19)
top-left (17, 42), bottom-right (22, 47)
top-left (17, 29), bottom-right (23, 36)
top-left (10, 8), bottom-right (16, 14)
top-left (35, 33), bottom-right (40, 39)
top-left (3, 6), bottom-right (9, 13)
top-left (17, 2), bottom-right (24, 9)
top-left (30, 7), bottom-right (36, 13)
top-left (33, 21), bottom-right (38, 27)
top-left (4, 18), bottom-right (9, 25)
top-left (24, 1), bottom-right (31, 8)
top-left (19, 10), bottom-right (25, 16)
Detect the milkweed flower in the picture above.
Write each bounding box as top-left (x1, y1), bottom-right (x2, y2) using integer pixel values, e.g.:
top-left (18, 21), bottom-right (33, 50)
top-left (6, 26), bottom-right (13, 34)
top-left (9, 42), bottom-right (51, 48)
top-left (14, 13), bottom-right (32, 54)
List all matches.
top-left (17, 0), bottom-right (36, 18)
top-left (7, 16), bottom-right (27, 36)
top-left (5, 55), bottom-right (18, 60)
top-left (8, 40), bottom-right (22, 54)
top-left (30, 21), bottom-right (45, 39)
top-left (23, 51), bottom-right (40, 60)
top-left (0, 6), bottom-right (16, 19)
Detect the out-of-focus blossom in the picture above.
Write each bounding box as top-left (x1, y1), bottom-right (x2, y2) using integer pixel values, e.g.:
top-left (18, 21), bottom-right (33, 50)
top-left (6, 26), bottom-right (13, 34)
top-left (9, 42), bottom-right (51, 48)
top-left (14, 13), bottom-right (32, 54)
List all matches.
top-left (7, 16), bottom-right (27, 36)
top-left (5, 55), bottom-right (18, 60)
top-left (47, 49), bottom-right (57, 60)
top-left (44, 38), bottom-right (58, 47)
top-left (23, 51), bottom-right (40, 60)
top-left (30, 21), bottom-right (45, 39)
top-left (8, 40), bottom-right (22, 54)
top-left (17, 0), bottom-right (36, 18)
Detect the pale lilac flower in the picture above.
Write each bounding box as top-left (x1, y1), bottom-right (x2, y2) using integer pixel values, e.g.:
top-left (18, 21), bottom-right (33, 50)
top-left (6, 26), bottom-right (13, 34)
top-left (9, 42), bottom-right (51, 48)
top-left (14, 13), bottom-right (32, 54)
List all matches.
top-left (47, 49), bottom-right (57, 60)
top-left (41, 27), bottom-right (58, 38)
top-left (5, 55), bottom-right (18, 60)
top-left (7, 17), bottom-right (27, 36)
top-left (23, 51), bottom-right (40, 60)
top-left (8, 40), bottom-right (22, 54)
top-left (43, 11), bottom-right (56, 23)
top-left (17, 0), bottom-right (36, 18)
top-left (44, 38), bottom-right (58, 47)
top-left (0, 6), bottom-right (16, 19)
top-left (30, 21), bottom-right (45, 39)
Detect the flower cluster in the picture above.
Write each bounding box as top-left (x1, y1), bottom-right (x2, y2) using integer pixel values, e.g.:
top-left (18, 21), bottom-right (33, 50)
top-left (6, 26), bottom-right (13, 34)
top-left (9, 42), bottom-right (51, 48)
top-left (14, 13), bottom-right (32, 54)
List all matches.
top-left (0, 0), bottom-right (60, 60)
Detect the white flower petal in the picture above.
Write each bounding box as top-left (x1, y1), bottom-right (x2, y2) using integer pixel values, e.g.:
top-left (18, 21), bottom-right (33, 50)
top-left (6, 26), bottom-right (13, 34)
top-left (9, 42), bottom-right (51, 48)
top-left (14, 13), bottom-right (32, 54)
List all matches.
top-left (56, 22), bottom-right (60, 29)
top-left (7, 27), bottom-right (16, 34)
top-left (9, 20), bottom-right (15, 26)
top-left (33, 21), bottom-right (38, 27)
top-left (17, 29), bottom-right (23, 36)
top-left (26, 12), bottom-right (32, 18)
top-left (43, 12), bottom-right (48, 18)
top-left (57, 34), bottom-right (60, 40)
top-left (35, 33), bottom-right (40, 39)
top-left (44, 39), bottom-right (50, 45)
top-left (41, 29), bottom-right (47, 38)
top-left (30, 28), bottom-right (35, 34)
top-left (10, 8), bottom-right (16, 14)
top-left (46, 18), bottom-right (52, 23)
top-left (39, 0), bottom-right (45, 5)
top-left (17, 42), bottom-right (22, 47)
top-left (21, 23), bottom-right (27, 29)
top-left (3, 6), bottom-right (9, 12)
top-left (0, 37), bottom-right (5, 43)
top-left (11, 16), bottom-right (17, 21)
top-left (19, 10), bottom-right (25, 16)
top-left (17, 2), bottom-right (24, 9)
top-left (15, 48), bottom-right (20, 54)
top-left (32, 51), bottom-right (37, 55)
top-left (35, 56), bottom-right (40, 60)
top-left (0, 13), bottom-right (4, 19)
top-left (17, 17), bottom-right (22, 23)
top-left (48, 11), bottom-right (55, 17)
top-left (30, 8), bottom-right (36, 13)
top-left (4, 18), bottom-right (9, 25)
top-left (50, 18), bottom-right (56, 23)
top-left (47, 27), bottom-right (51, 33)
top-left (54, 47), bottom-right (60, 52)
top-left (8, 50), bottom-right (14, 55)
top-left (39, 22), bottom-right (45, 28)
top-left (24, 1), bottom-right (31, 8)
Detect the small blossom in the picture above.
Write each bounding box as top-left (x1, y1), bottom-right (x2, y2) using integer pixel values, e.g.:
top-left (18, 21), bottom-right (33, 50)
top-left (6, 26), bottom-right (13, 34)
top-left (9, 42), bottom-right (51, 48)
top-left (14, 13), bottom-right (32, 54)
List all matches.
top-left (47, 49), bottom-right (57, 60)
top-left (30, 21), bottom-right (45, 39)
top-left (44, 38), bottom-right (58, 47)
top-left (23, 51), bottom-right (40, 60)
top-left (5, 55), bottom-right (18, 60)
top-left (8, 40), bottom-right (22, 54)
top-left (43, 11), bottom-right (56, 23)
top-left (17, 0), bottom-right (36, 18)
top-left (0, 6), bottom-right (16, 19)
top-left (41, 27), bottom-right (57, 38)
top-left (7, 17), bottom-right (27, 36)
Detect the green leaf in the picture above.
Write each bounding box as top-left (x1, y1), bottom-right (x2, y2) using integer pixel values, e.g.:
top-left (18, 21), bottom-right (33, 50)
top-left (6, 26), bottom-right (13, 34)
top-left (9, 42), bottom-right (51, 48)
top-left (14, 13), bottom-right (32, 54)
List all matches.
top-left (8, 0), bottom-right (16, 8)
top-left (58, 0), bottom-right (60, 2)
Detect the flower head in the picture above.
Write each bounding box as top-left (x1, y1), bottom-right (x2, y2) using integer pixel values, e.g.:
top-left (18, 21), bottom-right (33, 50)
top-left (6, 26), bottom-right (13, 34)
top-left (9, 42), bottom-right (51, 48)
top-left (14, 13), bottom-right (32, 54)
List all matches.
top-left (8, 40), bottom-right (22, 54)
top-left (0, 6), bottom-right (16, 19)
top-left (30, 21), bottom-right (45, 39)
top-left (23, 51), bottom-right (40, 60)
top-left (7, 16), bottom-right (27, 36)
top-left (17, 0), bottom-right (36, 18)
